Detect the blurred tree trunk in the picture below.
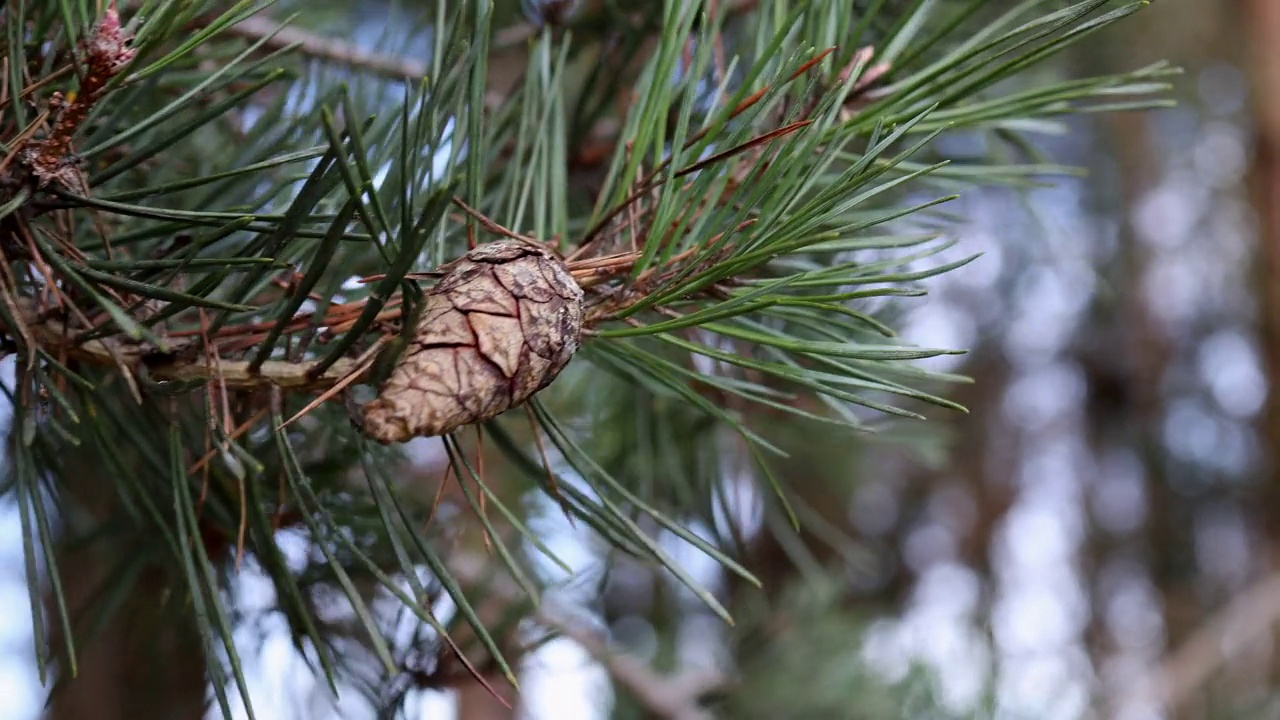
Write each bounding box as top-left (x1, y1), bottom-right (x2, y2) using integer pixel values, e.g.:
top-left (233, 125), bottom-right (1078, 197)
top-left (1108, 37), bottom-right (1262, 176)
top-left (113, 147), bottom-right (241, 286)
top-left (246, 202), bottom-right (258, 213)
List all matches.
top-left (1070, 7), bottom-right (1239, 711)
top-left (1238, 0), bottom-right (1280, 701)
top-left (1240, 0), bottom-right (1280, 565)
top-left (456, 674), bottom-right (516, 720)
top-left (45, 451), bottom-right (207, 720)
top-left (453, 588), bottom-right (520, 720)
top-left (47, 551), bottom-right (207, 720)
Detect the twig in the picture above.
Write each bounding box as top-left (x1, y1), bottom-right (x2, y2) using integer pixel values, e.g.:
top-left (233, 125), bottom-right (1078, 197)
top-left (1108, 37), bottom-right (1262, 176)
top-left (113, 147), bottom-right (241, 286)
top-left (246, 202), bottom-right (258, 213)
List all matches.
top-left (0, 297), bottom-right (359, 391)
top-left (222, 15), bottom-right (428, 81)
top-left (451, 197), bottom-right (542, 246)
top-left (218, 1), bottom-right (762, 84)
top-left (449, 554), bottom-right (728, 720)
top-left (216, 14), bottom-right (546, 81)
top-left (0, 213), bottom-right (729, 396)
top-left (539, 604), bottom-right (724, 720)
top-left (1130, 571), bottom-right (1280, 713)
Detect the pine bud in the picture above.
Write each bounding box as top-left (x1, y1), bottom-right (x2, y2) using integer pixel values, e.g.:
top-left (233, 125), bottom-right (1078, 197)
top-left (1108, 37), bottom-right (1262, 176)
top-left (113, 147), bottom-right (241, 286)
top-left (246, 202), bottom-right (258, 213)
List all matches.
top-left (361, 241), bottom-right (584, 443)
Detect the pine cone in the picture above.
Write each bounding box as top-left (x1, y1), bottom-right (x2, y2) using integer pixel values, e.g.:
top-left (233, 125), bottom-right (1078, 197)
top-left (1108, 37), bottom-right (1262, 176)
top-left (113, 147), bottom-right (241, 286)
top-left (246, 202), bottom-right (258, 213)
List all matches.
top-left (361, 241), bottom-right (584, 443)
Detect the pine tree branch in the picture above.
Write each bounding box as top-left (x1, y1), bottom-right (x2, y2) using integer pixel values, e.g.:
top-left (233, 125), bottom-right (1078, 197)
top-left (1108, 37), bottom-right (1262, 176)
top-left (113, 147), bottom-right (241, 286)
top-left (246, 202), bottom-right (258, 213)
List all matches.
top-left (1, 297), bottom-right (360, 390)
top-left (0, 235), bottom-right (704, 395)
top-left (449, 553), bottom-right (728, 720)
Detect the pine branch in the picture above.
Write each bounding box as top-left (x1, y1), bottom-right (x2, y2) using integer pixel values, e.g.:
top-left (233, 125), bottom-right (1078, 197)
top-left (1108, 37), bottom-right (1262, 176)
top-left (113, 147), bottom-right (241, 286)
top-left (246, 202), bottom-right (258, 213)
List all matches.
top-left (0, 296), bottom-right (360, 389)
top-left (450, 553), bottom-right (728, 720)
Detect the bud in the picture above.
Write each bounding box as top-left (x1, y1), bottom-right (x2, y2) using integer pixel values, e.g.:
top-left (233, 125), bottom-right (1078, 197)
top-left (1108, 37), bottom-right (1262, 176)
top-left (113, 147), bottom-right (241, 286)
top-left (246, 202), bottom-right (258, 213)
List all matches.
top-left (82, 1), bottom-right (136, 79)
top-left (361, 241), bottom-right (584, 443)
top-left (20, 2), bottom-right (134, 191)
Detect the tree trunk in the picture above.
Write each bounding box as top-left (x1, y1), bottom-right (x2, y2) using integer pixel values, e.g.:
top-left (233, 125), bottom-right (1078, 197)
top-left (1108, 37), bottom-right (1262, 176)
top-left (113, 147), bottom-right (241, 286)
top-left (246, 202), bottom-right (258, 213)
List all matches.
top-left (46, 547), bottom-right (208, 720)
top-left (45, 448), bottom-right (208, 720)
top-left (1237, 0), bottom-right (1280, 704)
top-left (456, 674), bottom-right (517, 720)
top-left (1241, 0), bottom-right (1280, 565)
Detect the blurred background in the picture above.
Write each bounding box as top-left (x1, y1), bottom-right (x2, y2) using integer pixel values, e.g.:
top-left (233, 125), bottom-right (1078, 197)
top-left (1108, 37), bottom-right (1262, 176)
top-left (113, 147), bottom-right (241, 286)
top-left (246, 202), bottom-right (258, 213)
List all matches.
top-left (1, 0), bottom-right (1276, 718)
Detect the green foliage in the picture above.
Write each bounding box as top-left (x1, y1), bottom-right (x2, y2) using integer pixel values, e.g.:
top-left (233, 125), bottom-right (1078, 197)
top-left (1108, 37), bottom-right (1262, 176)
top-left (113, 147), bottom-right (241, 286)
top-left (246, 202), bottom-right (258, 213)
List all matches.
top-left (0, 0), bottom-right (1171, 716)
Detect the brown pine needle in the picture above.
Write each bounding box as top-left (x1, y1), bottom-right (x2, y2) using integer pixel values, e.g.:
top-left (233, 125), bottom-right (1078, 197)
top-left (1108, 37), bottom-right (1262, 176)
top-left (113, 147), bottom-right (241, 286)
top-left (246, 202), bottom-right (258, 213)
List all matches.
top-left (474, 424), bottom-right (493, 555)
top-left (729, 47), bottom-right (836, 118)
top-left (525, 404), bottom-right (575, 529)
top-left (272, 469), bottom-right (288, 530)
top-left (199, 309), bottom-right (235, 445)
top-left (644, 44), bottom-right (836, 184)
top-left (0, 108), bottom-right (52, 177)
top-left (276, 335), bottom-right (389, 430)
top-left (424, 453), bottom-right (452, 529)
top-left (325, 307), bottom-right (402, 336)
top-left (674, 120), bottom-right (813, 180)
top-left (187, 408), bottom-right (270, 476)
top-left (582, 120), bottom-right (811, 247)
top-left (567, 251), bottom-right (639, 270)
top-left (424, 456), bottom-right (450, 530)
top-left (570, 252), bottom-right (644, 289)
top-left (452, 197), bottom-right (541, 245)
top-left (789, 46), bottom-right (838, 82)
top-left (235, 470), bottom-right (248, 571)
top-left (359, 271), bottom-right (444, 284)
top-left (632, 219), bottom-right (756, 286)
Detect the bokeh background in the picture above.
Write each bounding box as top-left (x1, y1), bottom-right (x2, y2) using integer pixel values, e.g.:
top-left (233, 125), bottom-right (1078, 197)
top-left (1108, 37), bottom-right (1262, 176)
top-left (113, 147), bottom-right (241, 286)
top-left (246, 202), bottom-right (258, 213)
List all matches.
top-left (1, 0), bottom-right (1276, 718)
